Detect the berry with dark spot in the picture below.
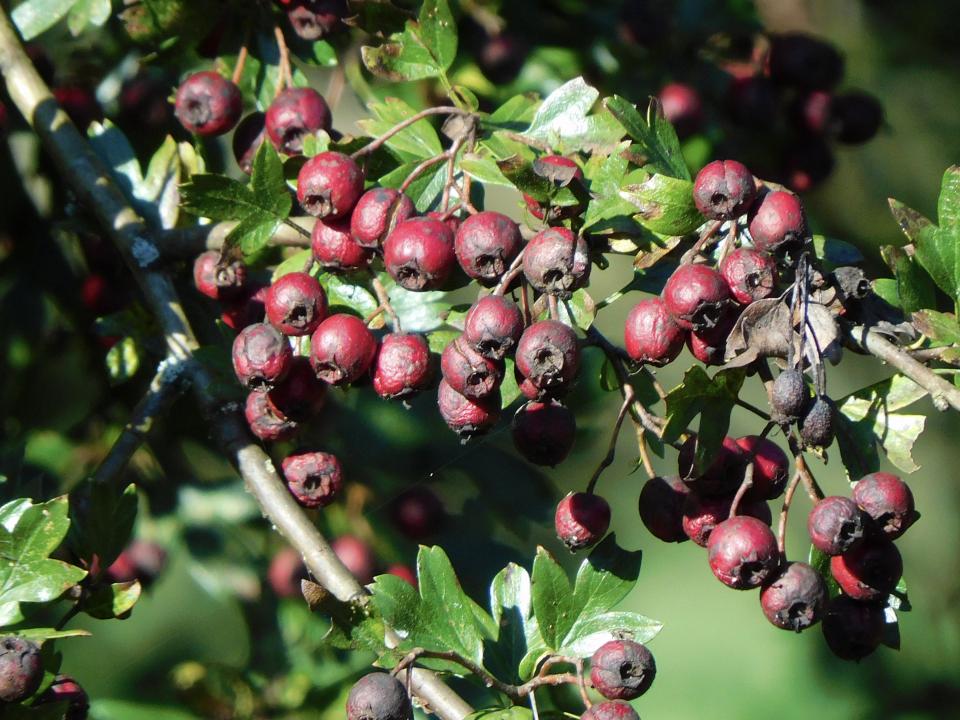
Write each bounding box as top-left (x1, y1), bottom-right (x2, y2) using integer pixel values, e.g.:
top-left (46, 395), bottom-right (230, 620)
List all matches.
top-left (581, 700), bottom-right (640, 720)
top-left (624, 297), bottom-right (685, 366)
top-left (282, 451), bottom-right (343, 508)
top-left (832, 91), bottom-right (883, 144)
top-left (232, 322), bottom-right (293, 389)
top-left (267, 356), bottom-right (327, 421)
top-left (515, 320), bottom-right (580, 394)
top-left (590, 639), bottom-right (656, 700)
top-left (441, 336), bottom-right (502, 400)
top-left (232, 112), bottom-right (267, 175)
top-left (735, 435), bottom-right (789, 501)
top-left (193, 250), bottom-right (248, 301)
top-left (463, 295), bottom-right (524, 360)
top-left (310, 314), bottom-right (378, 385)
top-left (682, 492), bottom-right (771, 547)
top-left (174, 71), bottom-right (242, 136)
top-left (659, 82), bottom-right (703, 138)
top-left (748, 190), bottom-right (807, 255)
top-left (512, 401), bottom-right (576, 466)
top-left (769, 33), bottom-right (844, 90)
top-left (372, 333), bottom-right (433, 400)
top-left (35, 675), bottom-right (89, 720)
top-left (268, 547), bottom-right (308, 598)
top-left (522, 227), bottom-right (591, 298)
top-left (297, 151), bottom-right (364, 218)
top-left (350, 188), bottom-right (416, 249)
top-left (522, 155), bottom-right (585, 220)
top-left (390, 487), bottom-right (445, 540)
top-left (383, 217), bottom-right (457, 291)
top-left (265, 87), bottom-right (332, 155)
top-left (770, 369), bottom-right (808, 423)
top-left (333, 535), bottom-right (378, 585)
top-left (555, 492), bottom-right (611, 551)
top-left (808, 496), bottom-right (866, 556)
top-left (720, 247), bottom-right (777, 305)
top-left (760, 561), bottom-right (828, 632)
top-left (639, 475), bottom-right (690, 543)
top-left (266, 272), bottom-right (327, 336)
top-left (454, 211), bottom-right (522, 283)
top-left (346, 672), bottom-right (412, 720)
top-left (0, 635), bottom-right (43, 702)
top-left (246, 390), bottom-right (299, 442)
top-left (677, 435), bottom-right (744, 497)
top-left (437, 380), bottom-right (500, 437)
top-left (830, 538), bottom-right (903, 601)
top-left (799, 396), bottom-right (835, 448)
top-left (287, 0), bottom-right (347, 41)
top-left (662, 263), bottom-right (731, 331)
top-left (312, 217), bottom-right (373, 271)
top-left (692, 159), bottom-right (756, 220)
top-left (822, 596), bottom-right (885, 661)
top-left (852, 472), bottom-right (918, 540)
top-left (707, 515), bottom-right (780, 589)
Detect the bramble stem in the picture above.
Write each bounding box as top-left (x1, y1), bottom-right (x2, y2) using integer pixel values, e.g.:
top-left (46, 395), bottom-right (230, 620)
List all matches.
top-left (351, 106), bottom-right (471, 159)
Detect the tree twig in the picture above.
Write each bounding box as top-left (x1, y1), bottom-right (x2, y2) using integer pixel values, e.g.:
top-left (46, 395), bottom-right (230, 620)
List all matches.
top-left (159, 219), bottom-right (314, 257)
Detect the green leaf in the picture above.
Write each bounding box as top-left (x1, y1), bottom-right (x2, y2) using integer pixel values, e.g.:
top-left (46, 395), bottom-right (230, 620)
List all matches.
top-left (318, 274), bottom-right (380, 319)
top-left (559, 610), bottom-right (662, 657)
top-left (12, 0), bottom-right (80, 40)
top-left (486, 95), bottom-right (541, 129)
top-left (69, 482), bottom-right (138, 569)
top-left (82, 580), bottom-right (141, 619)
top-left (880, 245), bottom-right (937, 314)
top-left (379, 161), bottom-right (447, 212)
top-left (427, 329), bottom-right (459, 354)
top-left (812, 235), bottom-right (865, 268)
top-left (521, 77), bottom-right (623, 154)
top-left (571, 535), bottom-right (642, 617)
top-left (105, 337), bottom-right (140, 385)
top-left (499, 358), bottom-right (521, 409)
top-left (417, 0), bottom-right (457, 72)
top-left (582, 144), bottom-right (646, 232)
top-left (272, 249), bottom-right (313, 282)
top-left (620, 174), bottom-right (702, 235)
top-left (604, 96), bottom-right (689, 179)
top-left (466, 710), bottom-right (533, 720)
top-left (530, 547), bottom-right (577, 650)
top-left (912, 309), bottom-right (960, 345)
top-left (808, 546), bottom-right (842, 598)
top-left (311, 40), bottom-right (339, 67)
top-left (361, 2), bottom-right (456, 84)
top-left (67, 0), bottom-right (110, 35)
top-left (460, 155), bottom-right (514, 188)
top-left (358, 98), bottom-right (443, 162)
top-left (377, 274), bottom-right (449, 332)
top-left (16, 627), bottom-right (90, 644)
top-left (484, 563), bottom-right (534, 684)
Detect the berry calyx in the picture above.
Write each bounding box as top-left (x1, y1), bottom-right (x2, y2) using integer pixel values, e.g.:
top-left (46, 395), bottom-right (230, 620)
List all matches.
top-left (662, 263), bottom-right (731, 331)
top-left (372, 332), bottom-right (433, 400)
top-left (309, 314), bottom-right (378, 385)
top-left (383, 217), bottom-right (457, 291)
top-left (692, 159), bottom-right (756, 219)
top-left (463, 295), bottom-right (524, 360)
top-left (265, 87), bottom-right (331, 155)
top-left (830, 538), bottom-right (903, 601)
top-left (851, 472), bottom-right (918, 540)
top-left (748, 190), bottom-right (807, 256)
top-left (522, 227), bottom-right (591, 298)
top-left (735, 435), bottom-right (789, 501)
top-left (555, 492), bottom-right (611, 551)
top-left (174, 71), bottom-right (242, 136)
top-left (821, 596), bottom-right (885, 661)
top-left (232, 322), bottom-right (294, 390)
top-left (808, 496), bottom-right (866, 556)
top-left (351, 188), bottom-right (416, 249)
top-left (390, 487), bottom-right (445, 540)
top-left (624, 297), bottom-right (685, 366)
top-left (265, 271), bottom-right (328, 336)
top-left (193, 250), bottom-right (248, 301)
top-left (760, 561), bottom-right (828, 632)
top-left (282, 451), bottom-right (343, 508)
top-left (454, 211), bottom-right (522, 283)
top-left (707, 515), bottom-right (780, 589)
top-left (311, 216), bottom-right (373, 271)
top-left (580, 700), bottom-right (640, 720)
top-left (512, 400), bottom-right (576, 467)
top-left (638, 475), bottom-right (690, 543)
top-left (346, 672), bottom-right (413, 720)
top-left (770, 369), bottom-right (808, 423)
top-left (297, 151), bottom-right (364, 218)
top-left (0, 635), bottom-right (43, 702)
top-left (590, 639), bottom-right (656, 700)
top-left (441, 336), bottom-right (502, 399)
top-left (720, 247), bottom-right (777, 305)
top-left (437, 379), bottom-right (500, 437)
top-left (515, 320), bottom-right (580, 394)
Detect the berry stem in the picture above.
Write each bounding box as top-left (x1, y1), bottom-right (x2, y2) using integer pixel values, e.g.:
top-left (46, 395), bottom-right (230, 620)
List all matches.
top-left (777, 470), bottom-right (802, 556)
top-left (441, 134), bottom-right (467, 210)
top-left (273, 25), bottom-right (293, 97)
top-left (351, 106), bottom-right (472, 159)
top-left (400, 150), bottom-right (452, 192)
top-left (728, 462), bottom-right (755, 518)
top-left (788, 433), bottom-right (825, 502)
top-left (370, 272), bottom-right (402, 332)
top-left (586, 386), bottom-right (635, 495)
top-left (680, 219), bottom-right (722, 264)
top-left (231, 41), bottom-right (249, 86)
top-left (492, 248), bottom-right (525, 296)
top-left (283, 218), bottom-right (313, 240)
top-left (547, 294), bottom-right (560, 320)
top-left (735, 397), bottom-right (771, 421)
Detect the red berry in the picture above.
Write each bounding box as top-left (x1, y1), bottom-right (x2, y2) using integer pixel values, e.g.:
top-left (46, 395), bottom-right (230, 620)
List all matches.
top-left (390, 487), bottom-right (445, 540)
top-left (194, 250), bottom-right (248, 301)
top-left (441, 336), bottom-right (502, 400)
top-left (639, 475), bottom-right (690, 543)
top-left (332, 535), bottom-right (377, 585)
top-left (268, 547), bottom-right (308, 598)
top-left (555, 492), bottom-right (610, 551)
top-left (346, 672), bottom-right (412, 720)
top-left (821, 596), bottom-right (885, 661)
top-left (232, 322), bottom-right (293, 389)
top-left (309, 314), bottom-right (378, 385)
top-left (851, 472), bottom-right (918, 540)
top-left (659, 82), bottom-right (703, 138)
top-left (297, 151), bottom-right (364, 218)
top-left (233, 112), bottom-right (266, 174)
top-left (266, 356), bottom-right (327, 420)
top-left (81, 274), bottom-right (125, 315)
top-left (662, 263), bottom-right (731, 331)
top-left (463, 295), bottom-right (524, 360)
top-left (437, 379), bottom-right (500, 437)
top-left (808, 496), bottom-right (866, 556)
top-left (735, 435), bottom-right (789, 500)
top-left (174, 71), bottom-right (242, 136)
top-left (677, 435), bottom-right (744, 497)
top-left (682, 492), bottom-right (771, 547)
top-left (282, 451), bottom-right (343, 508)
top-left (830, 538), bottom-right (902, 601)
top-left (590, 640), bottom-right (656, 700)
top-left (35, 675), bottom-right (89, 719)
top-left (286, 0), bottom-right (347, 41)
top-left (760, 561), bottom-right (828, 632)
top-left (0, 636), bottom-right (43, 702)
top-left (311, 216), bottom-right (373, 271)
top-left (383, 217), bottom-right (457, 291)
top-left (386, 563), bottom-right (417, 587)
top-left (522, 227), bottom-right (591, 297)
top-left (350, 188), bottom-right (416, 249)
top-left (245, 390), bottom-right (299, 442)
top-left (720, 247), bottom-right (777, 305)
top-left (221, 284), bottom-right (269, 330)
top-left (265, 87), bottom-right (332, 155)
top-left (54, 85), bottom-right (103, 128)
top-left (692, 159), bottom-right (756, 219)
top-left (624, 297), bottom-right (685, 365)
top-left (512, 401), bottom-right (576, 466)
top-left (522, 155), bottom-right (584, 220)
top-left (795, 90), bottom-right (833, 134)
top-left (707, 515), bottom-right (780, 589)
top-left (266, 272), bottom-right (328, 336)
top-left (372, 333), bottom-right (433, 400)
top-left (748, 191), bottom-right (807, 255)
top-left (454, 211), bottom-right (522, 283)
top-left (686, 308), bottom-right (738, 366)
top-left (783, 138), bottom-right (835, 193)
top-left (515, 320), bottom-right (580, 394)
top-left (581, 701), bottom-right (639, 720)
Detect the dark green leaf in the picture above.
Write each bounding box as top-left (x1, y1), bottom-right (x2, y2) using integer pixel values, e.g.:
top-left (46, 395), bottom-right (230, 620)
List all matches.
top-left (378, 161), bottom-right (447, 212)
top-left (417, 0), bottom-right (457, 71)
top-left (460, 155), bottom-right (514, 187)
top-left (583, 145), bottom-right (646, 232)
top-left (499, 358), bottom-right (521, 408)
top-left (530, 547), bottom-right (577, 650)
top-left (571, 535), bottom-right (641, 618)
top-left (344, 0), bottom-right (413, 35)
top-left (16, 628), bottom-right (90, 644)
top-left (318, 274), bottom-right (380, 319)
top-left (812, 235), bottom-right (865, 268)
top-left (807, 546), bottom-right (842, 598)
top-left (82, 580), bottom-right (141, 619)
top-left (69, 482), bottom-right (138, 569)
top-left (880, 245), bottom-right (936, 314)
top-left (889, 189), bottom-right (959, 303)
top-left (604, 96), bottom-right (689, 179)
top-left (272, 249), bottom-right (314, 282)
top-left (378, 275), bottom-right (449, 332)
top-left (427, 329), bottom-right (459, 354)
top-left (358, 98), bottom-right (443, 161)
top-left (485, 95), bottom-right (541, 130)
top-left (620, 174), bottom-right (702, 235)
top-left (559, 610), bottom-right (662, 657)
top-left (466, 710), bottom-right (533, 720)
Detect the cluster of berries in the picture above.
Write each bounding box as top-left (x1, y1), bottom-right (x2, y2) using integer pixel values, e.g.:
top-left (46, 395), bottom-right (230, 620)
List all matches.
top-left (0, 636), bottom-right (88, 717)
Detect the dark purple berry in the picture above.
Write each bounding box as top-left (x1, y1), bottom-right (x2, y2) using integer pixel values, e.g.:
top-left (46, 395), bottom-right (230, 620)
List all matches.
top-left (246, 390), bottom-right (299, 442)
top-left (590, 639), bottom-right (656, 700)
top-left (193, 250), bottom-right (248, 301)
top-left (105, 539), bottom-right (167, 588)
top-left (662, 263), bottom-right (731, 331)
top-left (769, 33), bottom-right (844, 90)
top-left (692, 159), bottom-right (756, 220)
top-left (297, 151), bottom-right (364, 218)
top-left (312, 217), bottom-right (373, 271)
top-left (832, 91), bottom-right (883, 144)
top-left (682, 492), bottom-right (771, 547)
top-left (515, 320), bottom-right (580, 394)
top-left (282, 451), bottom-right (343, 508)
top-left (686, 309), bottom-right (737, 366)
top-left (232, 322), bottom-right (293, 389)
top-left (0, 636), bottom-right (43, 702)
top-left (174, 71), bottom-right (242, 136)
top-left (624, 297), bottom-right (685, 366)
top-left (35, 675), bottom-right (89, 720)
top-left (346, 672), bottom-right (412, 720)
top-left (266, 272), bottom-right (328, 336)
top-left (555, 492), bottom-right (610, 551)
top-left (808, 496), bottom-right (866, 556)
top-left (350, 188), bottom-right (416, 249)
top-left (522, 227), bottom-right (591, 298)
top-left (309, 314), bottom-right (378, 385)
top-left (707, 515), bottom-right (780, 589)
top-left (748, 190), bottom-right (807, 255)
top-left (233, 112), bottom-right (267, 175)
top-left (512, 401), bottom-right (576, 466)
top-left (463, 295), bottom-right (524, 360)
top-left (760, 561), bottom-right (828, 632)
top-left (265, 87), bottom-right (332, 155)
top-left (390, 487), bottom-right (445, 540)
top-left (454, 211), bottom-right (522, 283)
top-left (852, 472), bottom-right (918, 540)
top-left (441, 336), bottom-right (501, 400)
top-left (639, 475), bottom-right (690, 543)
top-left (383, 217), bottom-right (457, 291)
top-left (677, 435), bottom-right (744, 497)
top-left (830, 538), bottom-right (902, 602)
top-left (372, 333), bottom-right (433, 400)
top-left (720, 247), bottom-right (777, 305)
top-left (437, 379), bottom-right (500, 437)
top-left (821, 596), bottom-right (885, 661)
top-left (795, 90), bottom-right (833, 134)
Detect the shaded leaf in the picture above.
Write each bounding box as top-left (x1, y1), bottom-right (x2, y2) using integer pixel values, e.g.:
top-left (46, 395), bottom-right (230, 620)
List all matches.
top-left (82, 580), bottom-right (141, 619)
top-left (604, 96), bottom-right (689, 179)
top-left (912, 309), bottom-right (960, 345)
top-left (358, 98), bottom-right (443, 161)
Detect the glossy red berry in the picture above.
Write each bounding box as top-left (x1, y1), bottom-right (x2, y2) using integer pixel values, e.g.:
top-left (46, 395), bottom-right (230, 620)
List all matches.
top-left (437, 379), bottom-right (500, 437)
top-left (266, 272), bottom-right (327, 336)
top-left (677, 435), bottom-right (744, 497)
top-left (246, 390), bottom-right (299, 442)
top-left (515, 320), bottom-right (580, 394)
top-left (581, 700), bottom-right (639, 720)
top-left (686, 309), bottom-right (737, 366)
top-left (522, 227), bottom-right (590, 298)
top-left (233, 112), bottom-right (267, 174)
top-left (441, 336), bottom-right (502, 400)
top-left (463, 295), bottom-right (524, 360)
top-left (174, 71), bottom-right (242, 136)
top-left (346, 672), bottom-right (412, 720)
top-left (832, 91), bottom-right (883, 144)
top-left (333, 535), bottom-right (377, 584)
top-left (0, 636), bottom-right (43, 702)
top-left (383, 217), bottom-right (457, 291)
top-left (662, 263), bottom-right (731, 331)
top-left (350, 188), bottom-right (416, 249)
top-left (590, 639), bottom-right (656, 700)
top-left (624, 297), bottom-right (685, 365)
top-left (282, 451), bottom-right (343, 508)
top-left (266, 356), bottom-right (327, 421)
top-left (659, 82), bottom-right (703, 138)
top-left (760, 561), bottom-right (828, 632)
top-left (735, 435), bottom-right (789, 500)
top-left (390, 487), bottom-right (445, 540)
top-left (297, 151), bottom-right (364, 218)
top-left (852, 472), bottom-right (917, 540)
top-left (267, 547), bottom-right (308, 598)
top-left (232, 322), bottom-right (293, 389)
top-left (682, 492), bottom-right (771, 547)
top-left (522, 155), bottom-right (584, 220)
top-left (821, 596), bottom-right (885, 661)
top-left (720, 248), bottom-right (777, 305)
top-left (372, 333), bottom-right (433, 400)
top-left (748, 191), bottom-right (807, 255)
top-left (830, 538), bottom-right (903, 601)
top-left (555, 492), bottom-right (610, 551)
top-left (311, 216), bottom-right (373, 271)
top-left (309, 314), bottom-right (378, 385)
top-left (808, 496), bottom-right (866, 556)
top-left (692, 159), bottom-right (756, 219)
top-left (707, 515), bottom-right (780, 589)
top-left (35, 675), bottom-right (89, 719)
top-left (512, 401), bottom-right (576, 466)
top-left (639, 475), bottom-right (690, 543)
top-left (287, 0), bottom-right (347, 41)
top-left (265, 87), bottom-right (332, 155)
top-left (454, 211), bottom-right (522, 283)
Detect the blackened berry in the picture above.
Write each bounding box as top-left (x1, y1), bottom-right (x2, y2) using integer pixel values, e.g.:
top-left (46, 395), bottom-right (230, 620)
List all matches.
top-left (590, 639), bottom-right (656, 700)
top-left (822, 596), bottom-right (885, 661)
top-left (555, 492), bottom-right (610, 551)
top-left (390, 487), bottom-right (445, 540)
top-left (441, 336), bottom-right (502, 400)
top-left (748, 190), bottom-right (807, 255)
top-left (463, 295), bottom-right (524, 360)
top-left (350, 188), bottom-right (416, 249)
top-left (662, 263), bottom-right (731, 331)
top-left (707, 515), bottom-right (780, 589)
top-left (720, 247), bottom-right (777, 305)
top-left (735, 435), bottom-right (789, 501)
top-left (312, 217), bottom-right (373, 271)
top-left (266, 272), bottom-right (328, 336)
top-left (246, 390), bottom-right (299, 442)
top-left (581, 700), bottom-right (639, 720)
top-left (830, 538), bottom-right (902, 602)
top-left (282, 451), bottom-right (343, 508)
top-left (437, 379), bottom-right (500, 437)
top-left (454, 211), bottom-right (522, 283)
top-left (692, 159), bottom-right (756, 220)
top-left (346, 672), bottom-right (412, 720)
top-left (760, 561), bottom-right (828, 632)
top-left (232, 322), bottom-right (293, 389)
top-left (808, 496), bottom-right (866, 556)
top-left (0, 636), bottom-right (42, 702)
top-left (233, 112), bottom-right (267, 175)
top-left (266, 87), bottom-right (332, 155)
top-left (522, 227), bottom-right (591, 298)
top-left (659, 82), bottom-right (703, 138)
top-left (297, 151), bottom-right (364, 218)
top-left (682, 492), bottom-right (771, 547)
top-left (770, 369), bottom-right (807, 423)
top-left (267, 356), bottom-right (327, 421)
top-left (174, 71), bottom-right (242, 136)
top-left (639, 475), bottom-right (690, 543)
top-left (333, 535), bottom-right (377, 585)
top-left (383, 217), bottom-right (457, 291)
top-left (372, 333), bottom-right (433, 400)
top-left (515, 320), bottom-right (580, 394)
top-left (852, 472), bottom-right (918, 540)
top-left (624, 297), bottom-right (685, 366)
top-left (799, 396), bottom-right (835, 448)
top-left (512, 401), bottom-right (576, 466)
top-left (769, 33), bottom-right (844, 90)
top-left (310, 314), bottom-right (378, 385)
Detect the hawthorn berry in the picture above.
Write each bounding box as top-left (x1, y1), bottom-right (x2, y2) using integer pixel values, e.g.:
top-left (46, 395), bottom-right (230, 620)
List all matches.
top-left (282, 451), bottom-right (343, 508)
top-left (310, 314), bottom-right (378, 385)
top-left (769, 33), bottom-right (844, 90)
top-left (692, 159), bottom-right (756, 220)
top-left (783, 137), bottom-right (835, 193)
top-left (174, 71), bottom-right (242, 136)
top-left (383, 216), bottom-right (457, 291)
top-left (0, 635), bottom-right (43, 702)
top-left (386, 563), bottom-right (417, 587)
top-left (832, 91), bottom-right (883, 144)
top-left (266, 271), bottom-right (328, 336)
top-left (35, 675), bottom-right (89, 720)
top-left (267, 547), bottom-right (308, 598)
top-left (659, 82), bottom-right (703, 138)
top-left (760, 561), bottom-right (828, 632)
top-left (522, 155), bottom-right (584, 220)
top-left (105, 540), bottom-right (167, 588)
top-left (267, 357), bottom-right (327, 420)
top-left (54, 85), bottom-right (104, 129)
top-left (390, 487), bottom-right (445, 540)
top-left (795, 90), bottom-right (833, 134)
top-left (233, 112), bottom-right (267, 175)
top-left (232, 322), bottom-right (293, 389)
top-left (581, 700), bottom-right (640, 720)
top-left (638, 475), bottom-right (690, 543)
top-left (437, 379), bottom-right (500, 437)
top-left (332, 535), bottom-right (377, 585)
top-left (193, 250), bottom-right (248, 301)
top-left (728, 76), bottom-right (779, 128)
top-left (590, 639), bottom-right (656, 700)
top-left (312, 216), bottom-right (373, 271)
top-left (799, 396), bottom-right (835, 448)
top-left (346, 672), bottom-right (412, 720)
top-left (748, 191), bottom-right (807, 257)
top-left (286, 0), bottom-right (347, 41)
top-left (624, 297), bottom-right (685, 366)
top-left (720, 247), bottom-right (777, 305)
top-left (297, 151), bottom-right (364, 218)
top-left (512, 401), bottom-right (576, 467)
top-left (350, 188), bottom-right (416, 249)
top-left (246, 390), bottom-right (299, 442)
top-left (662, 263), bottom-right (731, 331)
top-left (441, 336), bottom-right (502, 400)
top-left (265, 87), bottom-right (332, 155)
top-left (686, 309), bottom-right (738, 366)
top-left (808, 496), bottom-right (866, 556)
top-left (221, 283), bottom-right (269, 331)
top-left (522, 227), bottom-right (591, 298)
top-left (735, 435), bottom-right (789, 501)
top-left (821, 596), bottom-right (885, 661)
top-left (682, 492), bottom-right (771, 547)
top-left (770, 369), bottom-right (808, 423)
top-left (677, 435), bottom-right (744, 497)
top-left (372, 333), bottom-right (433, 400)
top-left (454, 211), bottom-right (522, 283)
top-left (851, 472), bottom-right (917, 540)
top-left (830, 538), bottom-right (903, 601)
top-left (555, 492), bottom-right (610, 551)
top-left (515, 320), bottom-right (580, 394)
top-left (463, 295), bottom-right (524, 360)
top-left (707, 515), bottom-right (780, 589)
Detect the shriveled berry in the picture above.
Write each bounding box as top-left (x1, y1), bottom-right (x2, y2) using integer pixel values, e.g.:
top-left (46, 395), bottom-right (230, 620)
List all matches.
top-left (624, 297), bottom-right (685, 366)
top-left (720, 248), bottom-right (777, 305)
top-left (512, 401), bottom-right (576, 466)
top-left (677, 435), bottom-right (744, 497)
top-left (282, 451), bottom-right (343, 508)
top-left (799, 396), bottom-right (835, 448)
top-left (821, 596), bottom-right (885, 661)
top-left (297, 151), bottom-right (364, 218)
top-left (639, 475), bottom-right (690, 543)
top-left (735, 435), bottom-right (789, 500)
top-left (193, 250), bottom-right (248, 301)
top-left (522, 155), bottom-right (584, 220)
top-left (463, 295), bottom-right (524, 360)
top-left (808, 496), bottom-right (866, 556)
top-left (590, 639), bottom-right (656, 700)
top-left (662, 263), bottom-right (731, 331)
top-left (760, 561), bottom-right (828, 632)
top-left (346, 672), bottom-right (412, 720)
top-left (246, 391), bottom-right (299, 442)
top-left (221, 283), bottom-right (269, 331)
top-left (769, 33), bottom-right (844, 90)
top-left (707, 515), bottom-right (780, 589)
top-left (310, 314), bottom-right (378, 385)
top-left (441, 336), bottom-right (501, 400)
top-left (437, 380), bottom-right (500, 437)
top-left (383, 217), bottom-right (457, 291)
top-left (287, 0), bottom-right (346, 41)
top-left (232, 322), bottom-right (293, 389)
top-left (832, 91), bottom-right (883, 144)
top-left (268, 546), bottom-right (308, 598)
top-left (682, 492), bottom-right (771, 547)
top-left (454, 211), bottom-right (522, 283)
top-left (522, 227), bottom-right (591, 298)
top-left (372, 333), bottom-right (433, 400)
top-left (350, 188), bottom-right (416, 249)
top-left (692, 159), bottom-right (756, 219)
top-left (267, 357), bottom-right (327, 421)
top-left (748, 190), bottom-right (807, 256)
top-left (830, 538), bottom-right (902, 601)
top-left (35, 675), bottom-right (88, 720)
top-left (266, 272), bottom-right (328, 336)
top-left (581, 700), bottom-right (639, 720)
top-left (390, 487), bottom-right (445, 540)
top-left (312, 217), bottom-right (373, 271)
top-left (0, 636), bottom-right (43, 702)
top-left (555, 492), bottom-right (611, 551)
top-left (770, 369), bottom-right (808, 422)
top-left (233, 112), bottom-right (266, 175)
top-left (333, 535), bottom-right (377, 585)
top-left (515, 320), bottom-right (580, 394)
top-left (852, 472), bottom-right (918, 540)
top-left (174, 71), bottom-right (242, 136)
top-left (265, 87), bottom-right (332, 155)
top-left (659, 82), bottom-right (703, 138)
